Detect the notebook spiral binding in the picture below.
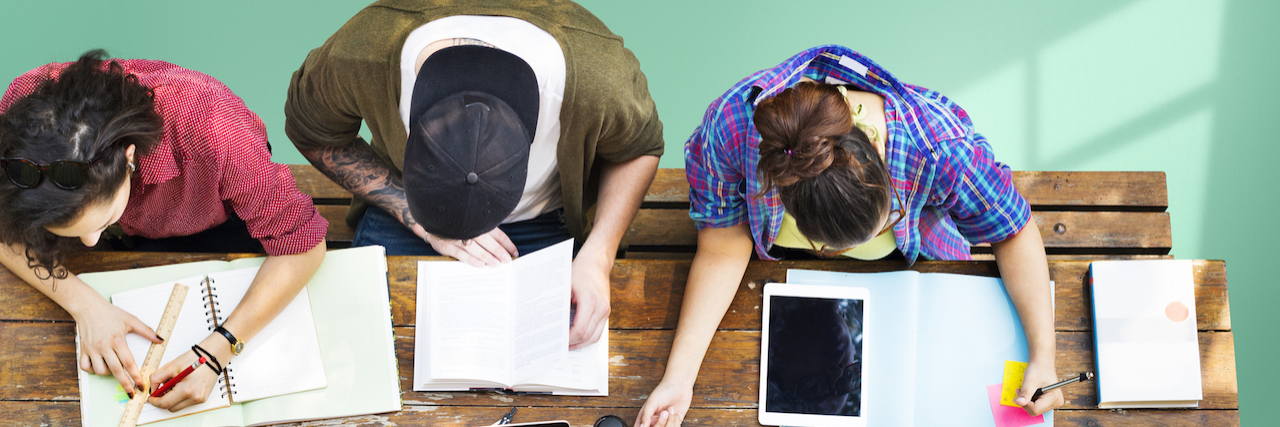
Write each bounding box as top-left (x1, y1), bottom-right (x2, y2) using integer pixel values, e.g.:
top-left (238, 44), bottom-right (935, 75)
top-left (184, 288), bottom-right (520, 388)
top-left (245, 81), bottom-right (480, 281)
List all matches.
top-left (202, 276), bottom-right (238, 399)
top-left (201, 277), bottom-right (223, 331)
top-left (218, 368), bottom-right (238, 399)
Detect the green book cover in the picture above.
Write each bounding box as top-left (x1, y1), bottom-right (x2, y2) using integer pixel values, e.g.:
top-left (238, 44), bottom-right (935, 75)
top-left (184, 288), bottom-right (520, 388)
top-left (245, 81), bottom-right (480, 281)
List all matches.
top-left (76, 246), bottom-right (400, 427)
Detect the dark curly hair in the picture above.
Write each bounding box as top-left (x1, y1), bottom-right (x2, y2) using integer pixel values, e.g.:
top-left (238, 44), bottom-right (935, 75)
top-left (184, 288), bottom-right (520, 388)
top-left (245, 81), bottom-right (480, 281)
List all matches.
top-left (0, 50), bottom-right (160, 281)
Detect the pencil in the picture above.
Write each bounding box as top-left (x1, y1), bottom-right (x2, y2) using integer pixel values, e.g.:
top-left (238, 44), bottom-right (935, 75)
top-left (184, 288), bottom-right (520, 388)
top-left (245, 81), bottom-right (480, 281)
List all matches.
top-left (150, 357), bottom-right (206, 398)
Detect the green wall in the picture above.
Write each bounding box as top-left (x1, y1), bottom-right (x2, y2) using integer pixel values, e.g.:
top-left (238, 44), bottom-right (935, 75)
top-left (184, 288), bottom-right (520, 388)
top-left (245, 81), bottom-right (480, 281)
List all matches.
top-left (3, 0), bottom-right (1275, 424)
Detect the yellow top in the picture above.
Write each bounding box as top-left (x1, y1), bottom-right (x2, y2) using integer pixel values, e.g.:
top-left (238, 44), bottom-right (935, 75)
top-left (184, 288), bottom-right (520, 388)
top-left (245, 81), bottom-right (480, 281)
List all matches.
top-left (837, 85), bottom-right (885, 147)
top-left (773, 211), bottom-right (897, 260)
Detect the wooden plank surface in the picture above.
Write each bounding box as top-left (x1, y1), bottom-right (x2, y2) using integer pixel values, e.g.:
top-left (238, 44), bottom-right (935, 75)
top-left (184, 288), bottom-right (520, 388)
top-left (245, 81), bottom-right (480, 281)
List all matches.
top-left (314, 205), bottom-right (1172, 251)
top-left (0, 323), bottom-right (1239, 410)
top-left (642, 169), bottom-right (1170, 210)
top-left (2, 257), bottom-right (1231, 333)
top-left (0, 255), bottom-right (1234, 425)
top-left (0, 402), bottom-right (1241, 427)
top-left (297, 166), bottom-right (1174, 255)
top-left (319, 207), bottom-right (1175, 254)
top-left (289, 166), bottom-right (1170, 210)
top-left (623, 210), bottom-right (1172, 254)
top-left (318, 205), bottom-right (355, 241)
top-left (287, 164), bottom-right (350, 202)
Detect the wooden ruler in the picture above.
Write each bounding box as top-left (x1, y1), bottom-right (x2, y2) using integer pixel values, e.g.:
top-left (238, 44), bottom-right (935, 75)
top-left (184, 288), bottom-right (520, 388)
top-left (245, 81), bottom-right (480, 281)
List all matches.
top-left (118, 283), bottom-right (189, 427)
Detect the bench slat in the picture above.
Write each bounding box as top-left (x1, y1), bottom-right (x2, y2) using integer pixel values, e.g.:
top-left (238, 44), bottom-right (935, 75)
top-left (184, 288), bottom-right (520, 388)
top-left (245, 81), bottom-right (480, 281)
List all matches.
top-left (318, 208), bottom-right (1174, 253)
top-left (646, 169), bottom-right (1169, 210)
top-left (287, 164), bottom-right (350, 202)
top-left (623, 210), bottom-right (1172, 254)
top-left (0, 323), bottom-right (1238, 411)
top-left (3, 258), bottom-right (1229, 333)
top-left (291, 166), bottom-right (1170, 210)
top-left (294, 166), bottom-right (1173, 254)
top-left (0, 402), bottom-right (1239, 427)
top-left (319, 205), bottom-right (355, 241)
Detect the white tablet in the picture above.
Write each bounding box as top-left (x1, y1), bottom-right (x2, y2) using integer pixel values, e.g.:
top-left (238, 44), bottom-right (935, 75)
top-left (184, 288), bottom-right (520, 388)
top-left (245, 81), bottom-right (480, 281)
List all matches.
top-left (760, 283), bottom-right (869, 427)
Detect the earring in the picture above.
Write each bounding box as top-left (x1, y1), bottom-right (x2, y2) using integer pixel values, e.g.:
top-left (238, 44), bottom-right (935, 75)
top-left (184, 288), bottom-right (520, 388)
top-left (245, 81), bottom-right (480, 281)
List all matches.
top-left (128, 162), bottom-right (136, 172)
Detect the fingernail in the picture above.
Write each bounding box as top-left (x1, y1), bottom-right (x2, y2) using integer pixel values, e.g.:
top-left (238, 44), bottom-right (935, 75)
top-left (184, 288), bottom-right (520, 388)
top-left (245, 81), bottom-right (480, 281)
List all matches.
top-left (128, 391), bottom-right (134, 399)
top-left (158, 336), bottom-right (164, 342)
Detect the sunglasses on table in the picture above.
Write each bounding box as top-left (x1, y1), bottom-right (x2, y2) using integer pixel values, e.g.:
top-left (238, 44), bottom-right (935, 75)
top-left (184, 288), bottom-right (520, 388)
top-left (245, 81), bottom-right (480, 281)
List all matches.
top-left (1, 156), bottom-right (108, 190)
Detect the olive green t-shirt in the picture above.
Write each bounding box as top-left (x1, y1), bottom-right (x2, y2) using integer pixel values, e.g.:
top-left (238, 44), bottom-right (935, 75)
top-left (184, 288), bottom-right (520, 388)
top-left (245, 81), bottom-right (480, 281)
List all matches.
top-left (284, 0), bottom-right (664, 238)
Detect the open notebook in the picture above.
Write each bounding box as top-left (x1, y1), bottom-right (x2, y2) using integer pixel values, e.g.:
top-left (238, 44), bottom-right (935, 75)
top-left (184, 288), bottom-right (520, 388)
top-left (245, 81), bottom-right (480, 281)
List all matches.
top-left (77, 246), bottom-right (401, 427)
top-left (786, 270), bottom-right (1054, 427)
top-left (110, 267), bottom-right (326, 424)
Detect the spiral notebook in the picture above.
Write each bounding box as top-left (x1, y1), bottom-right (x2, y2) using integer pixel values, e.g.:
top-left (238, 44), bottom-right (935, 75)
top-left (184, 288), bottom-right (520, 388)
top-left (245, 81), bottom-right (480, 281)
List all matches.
top-left (76, 247), bottom-right (402, 427)
top-left (110, 267), bottom-right (327, 424)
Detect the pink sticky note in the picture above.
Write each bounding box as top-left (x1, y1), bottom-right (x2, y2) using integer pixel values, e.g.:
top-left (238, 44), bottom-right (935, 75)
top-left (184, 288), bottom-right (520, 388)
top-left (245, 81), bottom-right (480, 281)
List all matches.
top-left (987, 383), bottom-right (1045, 427)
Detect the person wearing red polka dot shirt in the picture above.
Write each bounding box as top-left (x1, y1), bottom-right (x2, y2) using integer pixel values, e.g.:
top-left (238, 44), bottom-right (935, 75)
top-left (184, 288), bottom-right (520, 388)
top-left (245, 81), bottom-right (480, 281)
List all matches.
top-left (0, 51), bottom-right (328, 412)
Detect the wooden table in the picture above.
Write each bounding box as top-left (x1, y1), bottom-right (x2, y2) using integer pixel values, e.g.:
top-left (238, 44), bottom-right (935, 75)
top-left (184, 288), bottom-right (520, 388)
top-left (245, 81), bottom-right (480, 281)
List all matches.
top-left (0, 252), bottom-right (1237, 426)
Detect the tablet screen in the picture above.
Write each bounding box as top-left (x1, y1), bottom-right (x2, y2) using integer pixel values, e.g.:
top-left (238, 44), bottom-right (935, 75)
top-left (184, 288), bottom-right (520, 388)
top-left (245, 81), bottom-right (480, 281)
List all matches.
top-left (765, 295), bottom-right (864, 417)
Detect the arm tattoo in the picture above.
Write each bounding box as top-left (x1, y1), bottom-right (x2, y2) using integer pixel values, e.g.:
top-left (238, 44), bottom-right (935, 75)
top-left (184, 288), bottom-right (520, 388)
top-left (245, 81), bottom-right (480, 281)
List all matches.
top-left (298, 143), bottom-right (416, 227)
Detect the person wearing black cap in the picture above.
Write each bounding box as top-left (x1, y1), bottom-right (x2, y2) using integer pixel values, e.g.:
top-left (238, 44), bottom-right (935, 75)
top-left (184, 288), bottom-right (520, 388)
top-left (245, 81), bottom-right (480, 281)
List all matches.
top-left (285, 1), bottom-right (663, 349)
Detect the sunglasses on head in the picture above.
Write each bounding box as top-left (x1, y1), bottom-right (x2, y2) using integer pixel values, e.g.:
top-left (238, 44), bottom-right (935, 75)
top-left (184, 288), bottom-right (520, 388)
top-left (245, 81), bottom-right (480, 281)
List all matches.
top-left (1, 156), bottom-right (109, 190)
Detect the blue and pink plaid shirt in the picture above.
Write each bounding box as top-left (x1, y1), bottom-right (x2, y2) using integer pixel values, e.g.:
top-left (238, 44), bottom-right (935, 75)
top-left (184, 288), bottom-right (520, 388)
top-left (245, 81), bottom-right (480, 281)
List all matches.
top-left (686, 45), bottom-right (1030, 263)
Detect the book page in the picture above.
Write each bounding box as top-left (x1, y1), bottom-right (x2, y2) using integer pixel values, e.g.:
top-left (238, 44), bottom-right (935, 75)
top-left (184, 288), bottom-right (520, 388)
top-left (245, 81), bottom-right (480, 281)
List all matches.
top-left (510, 239), bottom-right (572, 381)
top-left (240, 246), bottom-right (401, 426)
top-left (413, 263), bottom-right (503, 391)
top-left (112, 276), bottom-right (233, 424)
top-left (424, 257), bottom-right (514, 385)
top-left (517, 322), bottom-right (608, 395)
top-left (913, 273), bottom-right (1054, 427)
top-left (785, 270), bottom-right (920, 426)
top-left (206, 267), bottom-right (327, 403)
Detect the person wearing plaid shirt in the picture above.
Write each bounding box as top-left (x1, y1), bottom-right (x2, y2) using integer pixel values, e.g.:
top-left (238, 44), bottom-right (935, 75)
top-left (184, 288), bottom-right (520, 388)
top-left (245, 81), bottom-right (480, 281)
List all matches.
top-left (636, 45), bottom-right (1061, 427)
top-left (0, 51), bottom-right (327, 412)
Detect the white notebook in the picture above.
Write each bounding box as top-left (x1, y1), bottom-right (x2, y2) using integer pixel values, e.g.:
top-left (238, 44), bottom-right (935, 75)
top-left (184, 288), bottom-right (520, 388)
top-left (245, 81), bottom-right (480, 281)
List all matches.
top-left (111, 267), bottom-right (327, 424)
top-left (412, 239), bottom-right (608, 395)
top-left (77, 246), bottom-right (402, 427)
top-left (1090, 260), bottom-right (1202, 408)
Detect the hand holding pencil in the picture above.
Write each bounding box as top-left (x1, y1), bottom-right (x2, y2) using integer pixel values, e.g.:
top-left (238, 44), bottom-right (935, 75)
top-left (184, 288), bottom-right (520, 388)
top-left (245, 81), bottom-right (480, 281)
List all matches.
top-left (150, 357), bottom-right (206, 398)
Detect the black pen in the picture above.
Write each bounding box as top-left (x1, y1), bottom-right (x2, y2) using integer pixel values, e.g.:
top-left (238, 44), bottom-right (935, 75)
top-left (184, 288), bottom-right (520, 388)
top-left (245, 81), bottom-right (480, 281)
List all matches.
top-left (1031, 371), bottom-right (1094, 401)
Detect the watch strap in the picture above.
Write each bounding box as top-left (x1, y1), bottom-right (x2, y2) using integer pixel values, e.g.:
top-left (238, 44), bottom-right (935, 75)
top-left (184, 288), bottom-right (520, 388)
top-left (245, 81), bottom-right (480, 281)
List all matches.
top-left (214, 326), bottom-right (244, 355)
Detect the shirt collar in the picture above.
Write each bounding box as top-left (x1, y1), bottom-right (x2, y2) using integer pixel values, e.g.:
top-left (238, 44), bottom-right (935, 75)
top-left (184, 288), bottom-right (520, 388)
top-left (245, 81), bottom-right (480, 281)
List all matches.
top-left (746, 46), bottom-right (878, 105)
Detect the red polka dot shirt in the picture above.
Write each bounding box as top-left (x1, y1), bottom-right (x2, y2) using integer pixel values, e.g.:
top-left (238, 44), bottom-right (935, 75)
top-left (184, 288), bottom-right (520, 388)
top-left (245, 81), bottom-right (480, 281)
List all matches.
top-left (0, 59), bottom-right (328, 256)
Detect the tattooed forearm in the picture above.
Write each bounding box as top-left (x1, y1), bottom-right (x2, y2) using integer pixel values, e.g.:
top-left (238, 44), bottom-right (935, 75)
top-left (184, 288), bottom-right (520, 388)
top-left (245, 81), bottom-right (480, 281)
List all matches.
top-left (298, 143), bottom-right (414, 225)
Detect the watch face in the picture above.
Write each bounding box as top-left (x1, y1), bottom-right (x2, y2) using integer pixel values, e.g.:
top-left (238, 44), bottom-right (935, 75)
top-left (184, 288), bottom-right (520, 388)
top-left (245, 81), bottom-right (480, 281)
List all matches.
top-left (233, 341), bottom-right (244, 355)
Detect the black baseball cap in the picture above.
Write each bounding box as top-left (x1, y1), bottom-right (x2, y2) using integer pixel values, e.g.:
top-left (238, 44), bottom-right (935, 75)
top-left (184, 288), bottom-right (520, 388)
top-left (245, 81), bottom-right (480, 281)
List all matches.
top-left (402, 45), bottom-right (540, 240)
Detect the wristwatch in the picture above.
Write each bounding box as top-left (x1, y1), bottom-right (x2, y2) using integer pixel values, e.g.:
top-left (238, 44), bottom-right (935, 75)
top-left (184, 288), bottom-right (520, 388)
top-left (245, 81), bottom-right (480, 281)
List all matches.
top-left (214, 326), bottom-right (245, 355)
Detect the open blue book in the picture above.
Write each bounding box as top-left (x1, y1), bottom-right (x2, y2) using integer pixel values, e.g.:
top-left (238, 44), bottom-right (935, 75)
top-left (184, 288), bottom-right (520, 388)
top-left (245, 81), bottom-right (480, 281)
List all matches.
top-left (786, 270), bottom-right (1054, 427)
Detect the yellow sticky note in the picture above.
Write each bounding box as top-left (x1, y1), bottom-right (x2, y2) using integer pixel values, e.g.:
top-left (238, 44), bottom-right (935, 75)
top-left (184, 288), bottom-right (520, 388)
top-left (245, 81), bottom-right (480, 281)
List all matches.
top-left (1000, 360), bottom-right (1028, 407)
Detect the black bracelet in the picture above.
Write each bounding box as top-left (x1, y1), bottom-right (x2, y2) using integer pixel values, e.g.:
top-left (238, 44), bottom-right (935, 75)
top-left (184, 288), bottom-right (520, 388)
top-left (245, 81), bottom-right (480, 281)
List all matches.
top-left (191, 344), bottom-right (223, 375)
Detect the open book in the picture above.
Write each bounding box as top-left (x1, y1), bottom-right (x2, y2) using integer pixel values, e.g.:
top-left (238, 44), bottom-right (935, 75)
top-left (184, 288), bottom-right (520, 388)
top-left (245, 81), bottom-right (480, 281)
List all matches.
top-left (785, 270), bottom-right (1054, 427)
top-left (413, 239), bottom-right (608, 395)
top-left (76, 246), bottom-right (401, 427)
